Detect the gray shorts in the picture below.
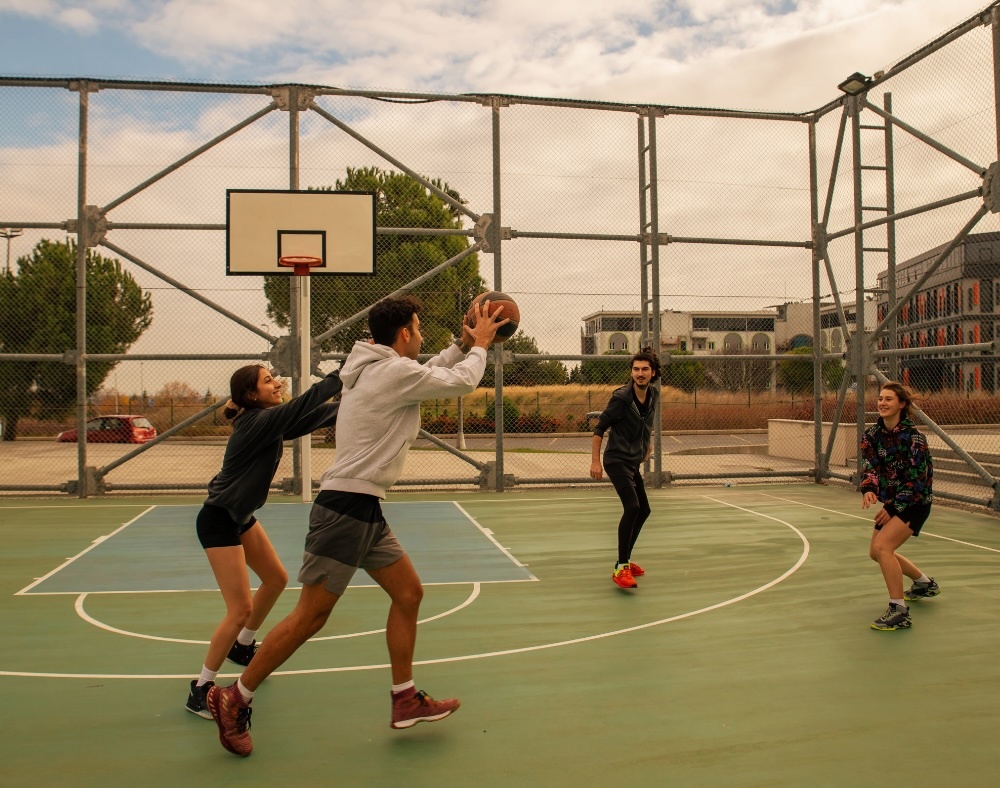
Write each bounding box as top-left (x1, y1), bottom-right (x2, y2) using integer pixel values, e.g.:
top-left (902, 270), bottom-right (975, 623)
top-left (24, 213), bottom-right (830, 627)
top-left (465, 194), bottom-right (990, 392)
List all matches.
top-left (297, 490), bottom-right (406, 596)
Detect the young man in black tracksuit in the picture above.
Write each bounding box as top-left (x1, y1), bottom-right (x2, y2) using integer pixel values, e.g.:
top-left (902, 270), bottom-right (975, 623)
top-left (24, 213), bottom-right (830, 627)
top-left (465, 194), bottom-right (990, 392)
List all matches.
top-left (590, 350), bottom-right (661, 589)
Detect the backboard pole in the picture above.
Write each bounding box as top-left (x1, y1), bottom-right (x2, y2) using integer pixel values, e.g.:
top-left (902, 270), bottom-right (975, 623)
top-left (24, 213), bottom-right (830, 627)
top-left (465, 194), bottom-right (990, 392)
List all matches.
top-left (288, 87), bottom-right (312, 503)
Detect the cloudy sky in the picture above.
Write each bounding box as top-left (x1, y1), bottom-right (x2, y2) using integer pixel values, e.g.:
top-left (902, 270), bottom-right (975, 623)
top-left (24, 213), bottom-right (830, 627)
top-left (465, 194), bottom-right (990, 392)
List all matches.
top-left (0, 1), bottom-right (995, 397)
top-left (0, 0), bottom-right (991, 109)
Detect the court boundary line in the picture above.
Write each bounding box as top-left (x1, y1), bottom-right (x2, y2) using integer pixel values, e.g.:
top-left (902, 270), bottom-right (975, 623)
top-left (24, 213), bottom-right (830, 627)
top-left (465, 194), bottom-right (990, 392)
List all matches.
top-left (0, 497), bottom-right (811, 679)
top-left (759, 493), bottom-right (1000, 554)
top-left (22, 577), bottom-right (533, 597)
top-left (452, 501), bottom-right (538, 578)
top-left (15, 506), bottom-right (156, 595)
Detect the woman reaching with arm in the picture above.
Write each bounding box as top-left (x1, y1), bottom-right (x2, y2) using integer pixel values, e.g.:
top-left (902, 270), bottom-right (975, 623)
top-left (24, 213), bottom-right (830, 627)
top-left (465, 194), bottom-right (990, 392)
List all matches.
top-left (185, 364), bottom-right (342, 717)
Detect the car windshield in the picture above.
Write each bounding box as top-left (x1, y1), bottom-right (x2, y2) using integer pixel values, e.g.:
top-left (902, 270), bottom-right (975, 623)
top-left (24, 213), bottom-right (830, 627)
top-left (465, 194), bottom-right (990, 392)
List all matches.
top-left (132, 418), bottom-right (154, 429)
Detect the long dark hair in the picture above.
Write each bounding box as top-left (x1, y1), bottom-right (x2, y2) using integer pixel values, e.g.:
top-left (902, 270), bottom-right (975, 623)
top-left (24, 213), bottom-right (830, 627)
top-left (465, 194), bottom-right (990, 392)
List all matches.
top-left (224, 364), bottom-right (267, 419)
top-left (631, 349), bottom-right (661, 382)
top-left (880, 381), bottom-right (913, 420)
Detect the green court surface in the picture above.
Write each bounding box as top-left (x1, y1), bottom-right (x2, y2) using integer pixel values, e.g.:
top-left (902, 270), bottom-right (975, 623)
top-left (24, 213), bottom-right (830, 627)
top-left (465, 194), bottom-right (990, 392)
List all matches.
top-left (1, 484), bottom-right (998, 786)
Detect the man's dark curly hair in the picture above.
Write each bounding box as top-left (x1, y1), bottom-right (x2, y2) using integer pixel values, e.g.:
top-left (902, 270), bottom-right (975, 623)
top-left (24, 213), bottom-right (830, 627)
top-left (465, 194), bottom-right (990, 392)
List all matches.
top-left (369, 296), bottom-right (422, 346)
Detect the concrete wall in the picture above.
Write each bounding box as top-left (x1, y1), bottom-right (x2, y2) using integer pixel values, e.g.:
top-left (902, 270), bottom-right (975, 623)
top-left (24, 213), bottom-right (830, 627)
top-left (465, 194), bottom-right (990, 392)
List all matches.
top-left (767, 419), bottom-right (856, 466)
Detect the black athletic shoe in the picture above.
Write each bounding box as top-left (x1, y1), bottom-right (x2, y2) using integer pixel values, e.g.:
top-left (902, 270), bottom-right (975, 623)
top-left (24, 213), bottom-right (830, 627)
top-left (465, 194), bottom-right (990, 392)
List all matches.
top-left (186, 679), bottom-right (214, 719)
top-left (871, 603), bottom-right (912, 631)
top-left (904, 578), bottom-right (941, 601)
top-left (227, 640), bottom-right (258, 667)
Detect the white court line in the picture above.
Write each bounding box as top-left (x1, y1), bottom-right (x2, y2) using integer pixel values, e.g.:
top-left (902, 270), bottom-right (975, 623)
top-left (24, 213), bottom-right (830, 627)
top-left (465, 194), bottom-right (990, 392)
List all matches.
top-left (27, 577), bottom-right (532, 597)
top-left (452, 501), bottom-right (538, 577)
top-left (0, 504), bottom-right (161, 510)
top-left (73, 583), bottom-right (483, 645)
top-left (14, 506), bottom-right (155, 595)
top-left (759, 493), bottom-right (1000, 554)
top-left (0, 499), bottom-right (809, 679)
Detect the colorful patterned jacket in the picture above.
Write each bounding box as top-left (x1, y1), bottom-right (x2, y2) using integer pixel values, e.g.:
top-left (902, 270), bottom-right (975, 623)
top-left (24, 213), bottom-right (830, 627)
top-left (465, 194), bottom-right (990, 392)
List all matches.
top-left (859, 416), bottom-right (933, 512)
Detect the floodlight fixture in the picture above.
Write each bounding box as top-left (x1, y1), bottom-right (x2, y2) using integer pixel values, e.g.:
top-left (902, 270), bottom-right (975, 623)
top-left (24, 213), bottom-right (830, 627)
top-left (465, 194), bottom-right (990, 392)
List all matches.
top-left (837, 72), bottom-right (871, 97)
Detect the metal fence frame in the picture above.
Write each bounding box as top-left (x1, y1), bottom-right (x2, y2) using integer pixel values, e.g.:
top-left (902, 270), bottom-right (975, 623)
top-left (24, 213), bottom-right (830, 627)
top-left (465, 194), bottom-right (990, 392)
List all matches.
top-left (1, 4), bottom-right (999, 510)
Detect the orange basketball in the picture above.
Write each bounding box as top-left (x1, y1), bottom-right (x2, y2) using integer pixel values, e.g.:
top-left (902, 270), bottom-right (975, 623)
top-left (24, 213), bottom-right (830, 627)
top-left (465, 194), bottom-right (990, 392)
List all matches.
top-left (465, 291), bottom-right (519, 342)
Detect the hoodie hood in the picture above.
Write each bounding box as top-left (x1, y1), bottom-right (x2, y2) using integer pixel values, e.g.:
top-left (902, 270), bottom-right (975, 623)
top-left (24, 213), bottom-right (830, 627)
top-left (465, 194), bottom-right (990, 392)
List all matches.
top-left (340, 341), bottom-right (399, 390)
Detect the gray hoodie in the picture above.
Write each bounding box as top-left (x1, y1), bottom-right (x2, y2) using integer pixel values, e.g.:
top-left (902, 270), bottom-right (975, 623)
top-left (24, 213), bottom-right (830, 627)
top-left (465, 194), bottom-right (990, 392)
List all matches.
top-left (318, 340), bottom-right (487, 498)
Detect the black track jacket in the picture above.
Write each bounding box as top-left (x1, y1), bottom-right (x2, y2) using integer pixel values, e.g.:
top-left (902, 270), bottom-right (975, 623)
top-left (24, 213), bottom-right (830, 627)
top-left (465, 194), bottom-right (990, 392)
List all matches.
top-left (593, 384), bottom-right (658, 467)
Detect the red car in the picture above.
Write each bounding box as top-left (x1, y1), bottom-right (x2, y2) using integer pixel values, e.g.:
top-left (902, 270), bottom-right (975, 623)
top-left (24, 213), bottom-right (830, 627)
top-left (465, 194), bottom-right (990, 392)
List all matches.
top-left (56, 415), bottom-right (157, 444)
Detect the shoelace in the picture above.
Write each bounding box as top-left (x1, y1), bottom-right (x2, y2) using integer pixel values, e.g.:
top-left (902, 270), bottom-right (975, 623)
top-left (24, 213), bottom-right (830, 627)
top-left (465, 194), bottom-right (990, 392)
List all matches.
top-left (235, 706), bottom-right (252, 734)
top-left (414, 690), bottom-right (431, 705)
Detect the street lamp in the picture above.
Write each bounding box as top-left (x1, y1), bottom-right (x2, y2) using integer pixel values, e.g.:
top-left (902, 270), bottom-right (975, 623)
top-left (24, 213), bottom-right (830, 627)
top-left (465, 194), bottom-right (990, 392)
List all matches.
top-left (0, 228), bottom-right (23, 275)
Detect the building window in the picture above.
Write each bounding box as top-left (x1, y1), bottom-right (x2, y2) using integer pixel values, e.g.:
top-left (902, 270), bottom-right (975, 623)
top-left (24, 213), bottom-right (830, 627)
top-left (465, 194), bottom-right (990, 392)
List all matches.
top-left (723, 333), bottom-right (743, 352)
top-left (708, 342), bottom-right (715, 350)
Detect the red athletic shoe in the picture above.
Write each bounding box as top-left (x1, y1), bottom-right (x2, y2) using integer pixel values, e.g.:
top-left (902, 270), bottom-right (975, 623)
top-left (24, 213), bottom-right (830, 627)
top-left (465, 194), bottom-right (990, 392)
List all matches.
top-left (391, 688), bottom-right (460, 729)
top-left (612, 565), bottom-right (637, 589)
top-left (629, 562), bottom-right (645, 577)
top-left (207, 683), bottom-right (253, 757)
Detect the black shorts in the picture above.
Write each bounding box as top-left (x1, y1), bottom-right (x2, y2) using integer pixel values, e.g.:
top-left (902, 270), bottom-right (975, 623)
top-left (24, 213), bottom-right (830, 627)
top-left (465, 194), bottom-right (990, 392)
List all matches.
top-left (196, 504), bottom-right (258, 549)
top-left (876, 502), bottom-right (932, 536)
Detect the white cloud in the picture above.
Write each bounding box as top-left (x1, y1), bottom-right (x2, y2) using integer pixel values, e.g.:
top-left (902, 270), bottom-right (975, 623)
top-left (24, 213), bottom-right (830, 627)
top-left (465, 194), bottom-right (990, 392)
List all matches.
top-left (55, 7), bottom-right (99, 33)
top-left (1, 0), bottom-right (995, 387)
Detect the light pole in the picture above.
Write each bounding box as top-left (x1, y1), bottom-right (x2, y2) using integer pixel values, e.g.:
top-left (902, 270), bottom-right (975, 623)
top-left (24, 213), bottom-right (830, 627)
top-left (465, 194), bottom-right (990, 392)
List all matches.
top-left (0, 228), bottom-right (23, 275)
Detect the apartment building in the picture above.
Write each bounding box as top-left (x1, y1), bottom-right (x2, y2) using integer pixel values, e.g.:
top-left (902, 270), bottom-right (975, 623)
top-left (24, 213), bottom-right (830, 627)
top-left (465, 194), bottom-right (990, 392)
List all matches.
top-left (875, 231), bottom-right (1000, 393)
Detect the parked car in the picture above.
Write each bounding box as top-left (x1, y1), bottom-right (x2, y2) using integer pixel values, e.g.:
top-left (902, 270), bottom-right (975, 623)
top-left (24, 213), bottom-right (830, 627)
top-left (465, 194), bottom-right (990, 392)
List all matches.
top-left (56, 415), bottom-right (157, 444)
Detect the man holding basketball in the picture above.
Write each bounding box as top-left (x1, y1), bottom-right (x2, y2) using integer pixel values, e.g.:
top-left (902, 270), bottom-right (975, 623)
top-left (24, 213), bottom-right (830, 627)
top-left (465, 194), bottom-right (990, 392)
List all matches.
top-left (590, 350), bottom-right (661, 590)
top-left (207, 295), bottom-right (509, 757)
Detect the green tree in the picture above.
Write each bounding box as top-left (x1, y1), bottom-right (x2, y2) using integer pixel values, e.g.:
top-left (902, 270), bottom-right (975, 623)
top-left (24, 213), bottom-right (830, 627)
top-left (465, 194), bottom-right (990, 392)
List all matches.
top-left (480, 330), bottom-right (567, 387)
top-left (661, 350), bottom-right (704, 392)
top-left (777, 346), bottom-right (844, 393)
top-left (0, 240), bottom-right (152, 440)
top-left (707, 349), bottom-right (771, 392)
top-left (263, 167), bottom-right (484, 353)
top-left (577, 351), bottom-right (631, 385)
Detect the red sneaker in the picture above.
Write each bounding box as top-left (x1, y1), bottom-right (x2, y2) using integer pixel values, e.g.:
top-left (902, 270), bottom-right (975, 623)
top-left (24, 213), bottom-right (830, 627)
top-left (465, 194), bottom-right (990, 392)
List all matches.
top-left (612, 565), bottom-right (637, 589)
top-left (629, 562), bottom-right (645, 577)
top-left (391, 688), bottom-right (460, 729)
top-left (207, 684), bottom-right (253, 757)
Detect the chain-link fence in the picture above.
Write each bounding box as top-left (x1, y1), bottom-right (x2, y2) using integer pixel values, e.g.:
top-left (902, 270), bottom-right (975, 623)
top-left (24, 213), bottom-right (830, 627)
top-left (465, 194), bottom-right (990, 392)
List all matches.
top-left (1, 4), bottom-right (999, 510)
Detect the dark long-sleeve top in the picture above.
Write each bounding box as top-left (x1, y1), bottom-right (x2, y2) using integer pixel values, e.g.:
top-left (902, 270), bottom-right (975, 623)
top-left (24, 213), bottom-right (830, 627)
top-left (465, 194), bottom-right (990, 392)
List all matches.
top-left (204, 371), bottom-right (342, 524)
top-left (859, 416), bottom-right (933, 513)
top-left (593, 384), bottom-right (659, 467)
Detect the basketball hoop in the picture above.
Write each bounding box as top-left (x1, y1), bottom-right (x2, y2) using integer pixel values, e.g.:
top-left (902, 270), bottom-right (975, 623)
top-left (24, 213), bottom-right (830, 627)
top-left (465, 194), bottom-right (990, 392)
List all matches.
top-left (278, 256), bottom-right (323, 276)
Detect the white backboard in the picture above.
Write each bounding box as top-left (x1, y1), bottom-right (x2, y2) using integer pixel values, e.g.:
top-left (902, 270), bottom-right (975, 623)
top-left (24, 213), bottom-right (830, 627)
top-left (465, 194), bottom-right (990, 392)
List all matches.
top-left (226, 189), bottom-right (375, 275)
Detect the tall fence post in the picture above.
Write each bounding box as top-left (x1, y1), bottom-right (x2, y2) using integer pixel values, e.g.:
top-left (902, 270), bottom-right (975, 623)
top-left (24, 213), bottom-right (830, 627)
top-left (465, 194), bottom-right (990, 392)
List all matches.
top-left (74, 80), bottom-right (90, 498)
top-left (491, 96), bottom-right (505, 492)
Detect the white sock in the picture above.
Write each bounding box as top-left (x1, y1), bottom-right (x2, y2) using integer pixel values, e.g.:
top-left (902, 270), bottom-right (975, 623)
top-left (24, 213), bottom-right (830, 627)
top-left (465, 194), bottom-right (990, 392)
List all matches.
top-left (236, 678), bottom-right (254, 703)
top-left (890, 599), bottom-right (907, 608)
top-left (392, 680), bottom-right (415, 695)
top-left (237, 628), bottom-right (257, 646)
top-left (197, 665), bottom-right (218, 686)
top-left (914, 575), bottom-right (931, 585)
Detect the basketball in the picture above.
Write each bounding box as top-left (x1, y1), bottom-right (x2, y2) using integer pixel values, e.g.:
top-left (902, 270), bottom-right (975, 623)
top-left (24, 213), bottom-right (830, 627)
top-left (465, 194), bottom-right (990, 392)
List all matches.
top-left (466, 291), bottom-right (519, 342)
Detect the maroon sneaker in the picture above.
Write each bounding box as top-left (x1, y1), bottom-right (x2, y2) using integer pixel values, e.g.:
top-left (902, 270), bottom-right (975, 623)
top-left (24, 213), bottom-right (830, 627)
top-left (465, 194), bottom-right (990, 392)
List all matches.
top-left (391, 688), bottom-right (460, 729)
top-left (207, 684), bottom-right (253, 757)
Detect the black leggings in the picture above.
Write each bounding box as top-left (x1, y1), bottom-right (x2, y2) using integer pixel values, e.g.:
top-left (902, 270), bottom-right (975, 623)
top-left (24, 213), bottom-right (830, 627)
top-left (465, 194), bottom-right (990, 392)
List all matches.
top-left (605, 462), bottom-right (651, 564)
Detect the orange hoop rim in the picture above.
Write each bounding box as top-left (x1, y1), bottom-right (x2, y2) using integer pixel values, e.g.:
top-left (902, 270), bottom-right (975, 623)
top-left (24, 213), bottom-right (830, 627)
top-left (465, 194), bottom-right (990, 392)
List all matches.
top-left (278, 255), bottom-right (322, 276)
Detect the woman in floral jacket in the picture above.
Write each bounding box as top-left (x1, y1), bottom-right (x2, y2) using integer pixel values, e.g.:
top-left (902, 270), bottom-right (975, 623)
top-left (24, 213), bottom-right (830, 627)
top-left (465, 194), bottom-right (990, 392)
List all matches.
top-left (860, 382), bottom-right (939, 631)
